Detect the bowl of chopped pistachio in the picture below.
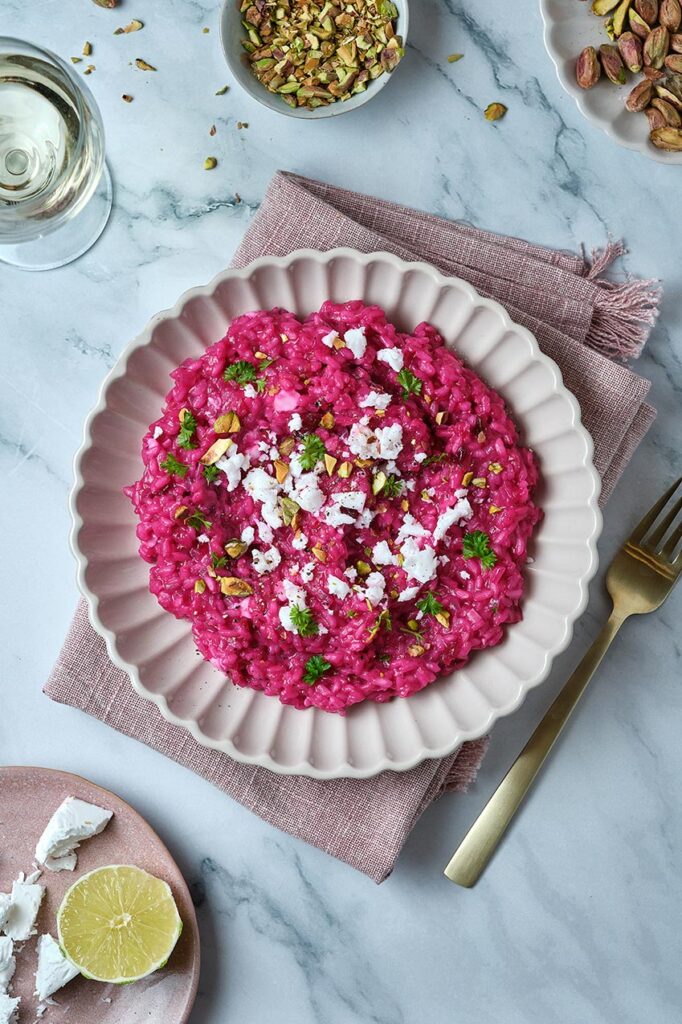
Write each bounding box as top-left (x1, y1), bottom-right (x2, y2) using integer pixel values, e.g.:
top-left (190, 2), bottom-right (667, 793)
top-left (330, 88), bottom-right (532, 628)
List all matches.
top-left (221, 0), bottom-right (409, 118)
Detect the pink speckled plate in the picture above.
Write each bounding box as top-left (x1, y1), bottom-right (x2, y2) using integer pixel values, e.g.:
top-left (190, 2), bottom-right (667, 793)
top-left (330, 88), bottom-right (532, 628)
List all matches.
top-left (0, 767), bottom-right (199, 1024)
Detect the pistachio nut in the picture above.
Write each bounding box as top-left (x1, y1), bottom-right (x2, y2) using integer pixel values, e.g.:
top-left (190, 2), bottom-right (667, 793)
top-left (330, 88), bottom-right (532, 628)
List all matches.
top-left (644, 25), bottom-right (670, 68)
top-left (650, 124), bottom-right (682, 145)
top-left (626, 77), bottom-right (654, 108)
top-left (672, 32), bottom-right (682, 50)
top-left (665, 52), bottom-right (682, 68)
top-left (635, 0), bottom-right (658, 20)
top-left (92, 0), bottom-right (117, 6)
top-left (484, 102), bottom-right (508, 121)
top-left (613, 0), bottom-right (634, 36)
top-left (219, 577), bottom-right (253, 597)
top-left (645, 103), bottom-right (668, 127)
top-left (651, 95), bottom-right (682, 122)
top-left (576, 46), bottom-right (602, 88)
top-left (660, 0), bottom-right (682, 31)
top-left (655, 80), bottom-right (682, 107)
top-left (224, 539), bottom-right (249, 558)
top-left (599, 43), bottom-right (628, 83)
top-left (592, 0), bottom-right (621, 13)
top-left (630, 8), bottom-right (652, 37)
top-left (642, 63), bottom-right (667, 77)
top-left (618, 31), bottom-right (643, 71)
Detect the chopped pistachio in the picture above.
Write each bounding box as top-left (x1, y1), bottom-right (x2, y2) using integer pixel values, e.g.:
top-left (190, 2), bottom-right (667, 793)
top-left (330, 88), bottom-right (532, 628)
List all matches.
top-left (400, 499), bottom-right (410, 512)
top-left (485, 102), bottom-right (508, 121)
top-left (408, 643), bottom-right (426, 657)
top-left (311, 545), bottom-right (327, 562)
top-left (420, 489), bottom-right (432, 502)
top-left (354, 457), bottom-right (374, 469)
top-left (462, 471), bottom-right (474, 487)
top-left (254, 350), bottom-right (268, 359)
top-left (214, 411), bottom-right (240, 433)
top-left (219, 576), bottom-right (253, 597)
top-left (122, 93), bottom-right (134, 102)
top-left (488, 462), bottom-right (503, 474)
top-left (356, 560), bottom-right (371, 576)
top-left (320, 411), bottom-right (334, 429)
top-left (489, 504), bottom-right (503, 515)
top-left (435, 411), bottom-right (447, 425)
top-left (82, 41), bottom-right (92, 56)
top-left (200, 437), bottom-right (233, 465)
top-left (472, 477), bottom-right (487, 487)
top-left (194, 579), bottom-right (207, 594)
top-left (70, 56), bottom-right (82, 64)
top-left (215, 85), bottom-right (230, 95)
top-left (274, 459), bottom-right (289, 484)
top-left (279, 435), bottom-right (296, 456)
top-left (135, 57), bottom-right (157, 71)
top-left (435, 610), bottom-right (451, 628)
top-left (477, 430), bottom-right (486, 443)
top-left (174, 505), bottom-right (188, 519)
top-left (83, 64), bottom-right (96, 74)
top-left (280, 496), bottom-right (301, 526)
top-left (447, 53), bottom-right (464, 63)
top-left (204, 156), bottom-right (218, 170)
top-left (324, 453), bottom-right (338, 476)
top-left (225, 539), bottom-right (249, 558)
top-left (120, 19), bottom-right (144, 33)
top-left (332, 336), bottom-right (346, 349)
top-left (337, 461), bottom-right (353, 478)
top-left (372, 471), bottom-right (387, 496)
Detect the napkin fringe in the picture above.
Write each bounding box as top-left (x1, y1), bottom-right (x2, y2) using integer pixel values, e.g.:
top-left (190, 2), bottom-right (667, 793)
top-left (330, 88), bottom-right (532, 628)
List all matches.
top-left (582, 241), bottom-right (661, 361)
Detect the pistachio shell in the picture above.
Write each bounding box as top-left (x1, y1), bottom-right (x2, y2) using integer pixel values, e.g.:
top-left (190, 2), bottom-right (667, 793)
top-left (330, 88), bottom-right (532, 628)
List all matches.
top-left (650, 124), bottom-right (682, 146)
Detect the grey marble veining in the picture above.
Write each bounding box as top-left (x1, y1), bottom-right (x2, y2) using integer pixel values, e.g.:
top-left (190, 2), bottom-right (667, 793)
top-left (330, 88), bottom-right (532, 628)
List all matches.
top-left (1, 1), bottom-right (681, 1022)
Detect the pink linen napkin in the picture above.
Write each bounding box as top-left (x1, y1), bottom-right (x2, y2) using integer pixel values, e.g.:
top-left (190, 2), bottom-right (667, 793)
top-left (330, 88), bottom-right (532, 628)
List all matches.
top-left (45, 172), bottom-right (659, 883)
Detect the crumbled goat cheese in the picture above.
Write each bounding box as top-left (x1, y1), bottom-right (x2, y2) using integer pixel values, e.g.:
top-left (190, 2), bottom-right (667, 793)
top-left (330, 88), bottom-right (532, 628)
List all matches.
top-left (152, 425), bottom-right (163, 439)
top-left (251, 546), bottom-right (282, 575)
top-left (432, 492), bottom-right (473, 542)
top-left (397, 585), bottom-right (421, 603)
top-left (375, 424), bottom-right (403, 460)
top-left (257, 520), bottom-right (274, 544)
top-left (460, 569), bottom-right (471, 580)
top-left (243, 384), bottom-right (257, 399)
top-left (288, 472), bottom-right (325, 513)
top-left (241, 526), bottom-right (255, 544)
top-left (215, 449), bottom-right (250, 492)
top-left (324, 489), bottom-right (366, 527)
top-left (396, 513), bottom-right (430, 545)
top-left (279, 579), bottom-right (308, 633)
top-left (361, 572), bottom-right (386, 607)
top-left (288, 413), bottom-right (302, 431)
top-left (344, 566), bottom-right (358, 581)
top-left (244, 467), bottom-right (282, 529)
top-left (292, 532), bottom-right (308, 550)
top-left (327, 575), bottom-right (351, 599)
top-left (0, 993), bottom-right (19, 1024)
top-left (371, 541), bottom-right (396, 566)
top-left (343, 326), bottom-right (367, 358)
top-left (34, 934), bottom-right (79, 1002)
top-left (0, 938), bottom-right (15, 993)
top-left (0, 898), bottom-right (9, 935)
top-left (196, 533), bottom-right (209, 544)
top-left (321, 330), bottom-right (337, 348)
top-left (355, 508), bottom-right (376, 529)
top-left (399, 538), bottom-right (438, 584)
top-left (359, 391), bottom-right (391, 410)
top-left (414, 452), bottom-right (427, 464)
top-left (2, 879), bottom-right (44, 941)
top-left (35, 797), bottom-right (113, 873)
top-left (377, 347), bottom-right (404, 372)
top-left (348, 420), bottom-right (403, 461)
top-left (300, 561), bottom-right (315, 584)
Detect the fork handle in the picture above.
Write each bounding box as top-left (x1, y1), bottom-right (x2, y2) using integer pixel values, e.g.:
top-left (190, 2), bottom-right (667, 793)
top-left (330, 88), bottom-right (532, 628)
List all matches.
top-left (444, 610), bottom-right (626, 887)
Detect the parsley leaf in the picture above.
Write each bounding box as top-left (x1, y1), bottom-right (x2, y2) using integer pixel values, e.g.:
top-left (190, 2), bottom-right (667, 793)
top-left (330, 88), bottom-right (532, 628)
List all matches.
top-left (160, 453), bottom-right (188, 477)
top-left (255, 377), bottom-right (267, 394)
top-left (259, 357), bottom-right (275, 371)
top-left (416, 592), bottom-right (445, 617)
top-left (177, 410), bottom-right (198, 450)
top-left (203, 464), bottom-right (220, 484)
top-left (397, 368), bottom-right (423, 399)
top-left (382, 474), bottom-right (403, 498)
top-left (423, 452), bottom-right (447, 467)
top-left (223, 360), bottom-right (257, 386)
top-left (462, 530), bottom-right (497, 569)
top-left (211, 552), bottom-right (228, 569)
top-left (299, 433), bottom-right (326, 471)
top-left (302, 654), bottom-right (332, 685)
top-left (289, 605), bottom-right (319, 637)
top-left (186, 510), bottom-right (212, 531)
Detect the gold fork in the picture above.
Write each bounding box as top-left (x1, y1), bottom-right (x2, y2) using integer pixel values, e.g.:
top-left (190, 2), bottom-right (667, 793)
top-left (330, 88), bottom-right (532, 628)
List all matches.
top-left (444, 476), bottom-right (682, 888)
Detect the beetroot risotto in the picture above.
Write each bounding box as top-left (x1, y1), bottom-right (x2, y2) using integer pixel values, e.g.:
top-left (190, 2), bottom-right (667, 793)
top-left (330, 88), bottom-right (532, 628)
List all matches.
top-left (125, 301), bottom-right (541, 713)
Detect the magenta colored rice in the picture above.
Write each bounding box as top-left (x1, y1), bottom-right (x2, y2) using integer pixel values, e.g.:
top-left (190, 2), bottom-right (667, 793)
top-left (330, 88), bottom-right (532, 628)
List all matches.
top-left (125, 302), bottom-right (541, 714)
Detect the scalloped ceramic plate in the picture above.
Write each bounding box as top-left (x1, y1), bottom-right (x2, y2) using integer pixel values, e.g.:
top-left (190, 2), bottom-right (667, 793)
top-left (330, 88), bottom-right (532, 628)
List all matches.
top-left (540, 0), bottom-right (682, 165)
top-left (70, 249), bottom-right (602, 779)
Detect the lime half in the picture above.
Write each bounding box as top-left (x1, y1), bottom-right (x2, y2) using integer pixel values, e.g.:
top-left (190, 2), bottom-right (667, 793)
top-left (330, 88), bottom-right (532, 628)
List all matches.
top-left (57, 864), bottom-right (183, 984)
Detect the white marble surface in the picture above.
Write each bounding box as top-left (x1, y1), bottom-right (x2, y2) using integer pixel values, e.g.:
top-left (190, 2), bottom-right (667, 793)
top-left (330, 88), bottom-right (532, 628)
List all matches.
top-left (1, 1), bottom-right (682, 1022)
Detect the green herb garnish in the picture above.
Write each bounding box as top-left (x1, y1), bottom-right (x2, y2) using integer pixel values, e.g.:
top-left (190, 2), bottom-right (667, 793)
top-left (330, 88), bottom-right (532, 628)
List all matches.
top-left (299, 432), bottom-right (326, 471)
top-left (223, 360), bottom-right (257, 386)
top-left (289, 605), bottom-right (319, 637)
top-left (211, 552), bottom-right (228, 569)
top-left (368, 608), bottom-right (392, 640)
top-left (423, 453), bottom-right (448, 467)
top-left (259, 357), bottom-right (275, 371)
top-left (397, 368), bottom-right (423, 399)
top-left (382, 474), bottom-right (403, 498)
top-left (462, 530), bottom-right (497, 569)
top-left (187, 510), bottom-right (212, 531)
top-left (255, 377), bottom-right (267, 394)
top-left (160, 453), bottom-right (188, 477)
top-left (377, 652), bottom-right (392, 665)
top-left (177, 410), bottom-right (198, 450)
top-left (302, 654), bottom-right (332, 685)
top-left (416, 592), bottom-right (445, 617)
top-left (203, 464), bottom-right (220, 483)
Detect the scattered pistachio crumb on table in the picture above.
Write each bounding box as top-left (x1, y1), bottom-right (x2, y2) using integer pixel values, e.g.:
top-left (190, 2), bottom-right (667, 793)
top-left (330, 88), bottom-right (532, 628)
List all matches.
top-left (135, 57), bottom-right (157, 71)
top-left (204, 156), bottom-right (218, 170)
top-left (484, 102), bottom-right (508, 121)
top-left (447, 53), bottom-right (463, 63)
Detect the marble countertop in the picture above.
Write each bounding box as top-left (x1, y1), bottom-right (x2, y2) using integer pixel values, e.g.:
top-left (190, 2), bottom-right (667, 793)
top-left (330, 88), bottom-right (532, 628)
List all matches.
top-left (2, 1), bottom-right (681, 1022)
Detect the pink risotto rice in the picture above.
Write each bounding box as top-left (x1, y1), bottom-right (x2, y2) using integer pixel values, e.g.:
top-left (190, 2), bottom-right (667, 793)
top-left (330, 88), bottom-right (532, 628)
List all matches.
top-left (125, 301), bottom-right (541, 713)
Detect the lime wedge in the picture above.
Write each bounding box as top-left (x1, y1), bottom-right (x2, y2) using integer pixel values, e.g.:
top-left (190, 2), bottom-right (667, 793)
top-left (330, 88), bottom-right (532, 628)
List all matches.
top-left (57, 864), bottom-right (182, 984)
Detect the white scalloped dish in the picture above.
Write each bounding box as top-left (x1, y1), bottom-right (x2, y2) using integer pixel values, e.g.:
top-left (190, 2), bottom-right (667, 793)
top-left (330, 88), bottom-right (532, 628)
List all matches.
top-left (71, 249), bottom-right (602, 779)
top-left (540, 0), bottom-right (682, 165)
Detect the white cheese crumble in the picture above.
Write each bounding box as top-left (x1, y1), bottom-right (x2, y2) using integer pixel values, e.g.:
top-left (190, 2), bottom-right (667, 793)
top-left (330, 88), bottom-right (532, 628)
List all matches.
top-left (321, 330), bottom-right (337, 348)
top-left (0, 938), bottom-right (15, 993)
top-left (292, 532), bottom-right (308, 550)
top-left (396, 513), bottom-right (430, 544)
top-left (327, 575), bottom-right (351, 599)
top-left (397, 585), bottom-right (421, 603)
top-left (2, 879), bottom-right (44, 941)
top-left (251, 546), bottom-right (282, 575)
top-left (152, 425), bottom-right (163, 439)
top-left (460, 569), bottom-right (471, 580)
top-left (377, 347), bottom-right (404, 372)
top-left (243, 384), bottom-right (257, 399)
top-left (288, 472), bottom-right (325, 513)
top-left (0, 897), bottom-right (9, 935)
top-left (348, 420), bottom-right (403, 461)
top-left (414, 452), bottom-right (427, 464)
top-left (196, 533), bottom-right (209, 544)
top-left (399, 538), bottom-right (438, 584)
top-left (34, 935), bottom-right (79, 1002)
top-left (362, 571), bottom-right (386, 607)
top-left (0, 993), bottom-right (19, 1024)
top-left (215, 449), bottom-right (250, 492)
top-left (344, 566), bottom-right (358, 581)
top-left (279, 579), bottom-right (308, 632)
top-left (432, 491), bottom-right (473, 542)
top-left (300, 561), bottom-right (315, 584)
top-left (324, 488), bottom-right (366, 528)
top-left (375, 424), bottom-right (403, 460)
top-left (288, 413), bottom-right (302, 431)
top-left (371, 540), bottom-right (396, 566)
top-left (343, 326), bottom-right (367, 358)
top-left (244, 467), bottom-right (282, 529)
top-left (35, 798), bottom-right (113, 873)
top-left (257, 520), bottom-right (274, 544)
top-left (355, 508), bottom-right (376, 529)
top-left (359, 390), bottom-right (391, 410)
top-left (241, 526), bottom-right (255, 544)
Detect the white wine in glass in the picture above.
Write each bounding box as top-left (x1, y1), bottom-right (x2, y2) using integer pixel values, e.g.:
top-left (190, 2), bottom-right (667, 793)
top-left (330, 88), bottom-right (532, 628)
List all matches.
top-left (0, 37), bottom-right (112, 271)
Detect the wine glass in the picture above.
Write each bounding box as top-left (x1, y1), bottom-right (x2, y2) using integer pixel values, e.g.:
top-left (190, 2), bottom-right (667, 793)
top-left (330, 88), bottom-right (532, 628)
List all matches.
top-left (0, 37), bottom-right (113, 271)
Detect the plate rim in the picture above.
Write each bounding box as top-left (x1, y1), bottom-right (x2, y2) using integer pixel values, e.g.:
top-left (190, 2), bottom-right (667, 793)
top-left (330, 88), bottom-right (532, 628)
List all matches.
top-left (539, 0), bottom-right (682, 165)
top-left (69, 247), bottom-right (603, 779)
top-left (0, 764), bottom-right (200, 1024)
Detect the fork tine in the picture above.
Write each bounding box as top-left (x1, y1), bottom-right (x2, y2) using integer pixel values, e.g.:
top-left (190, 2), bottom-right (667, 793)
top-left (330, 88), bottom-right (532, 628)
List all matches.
top-left (631, 476), bottom-right (682, 545)
top-left (660, 520), bottom-right (682, 564)
top-left (646, 496), bottom-right (682, 549)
